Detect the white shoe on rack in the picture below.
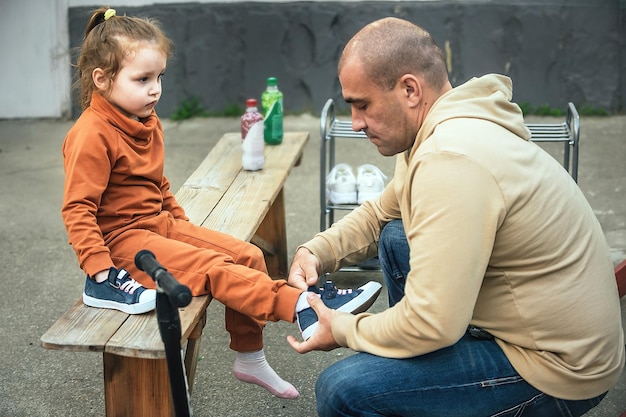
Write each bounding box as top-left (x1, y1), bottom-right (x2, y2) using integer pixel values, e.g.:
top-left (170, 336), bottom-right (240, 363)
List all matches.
top-left (326, 163), bottom-right (358, 204)
top-left (356, 164), bottom-right (387, 204)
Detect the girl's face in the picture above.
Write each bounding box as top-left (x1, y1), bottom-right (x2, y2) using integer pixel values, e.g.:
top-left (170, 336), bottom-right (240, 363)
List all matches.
top-left (96, 42), bottom-right (167, 120)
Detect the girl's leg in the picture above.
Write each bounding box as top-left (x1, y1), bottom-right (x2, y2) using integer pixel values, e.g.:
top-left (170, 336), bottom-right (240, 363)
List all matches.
top-left (232, 350), bottom-right (299, 399)
top-left (106, 213), bottom-right (302, 398)
top-left (108, 213), bottom-right (301, 348)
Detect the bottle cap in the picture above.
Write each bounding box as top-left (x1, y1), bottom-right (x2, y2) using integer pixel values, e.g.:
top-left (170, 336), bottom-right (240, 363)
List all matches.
top-left (266, 77), bottom-right (277, 86)
top-left (246, 98), bottom-right (257, 107)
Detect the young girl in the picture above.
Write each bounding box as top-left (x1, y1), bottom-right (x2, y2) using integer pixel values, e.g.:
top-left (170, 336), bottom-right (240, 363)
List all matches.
top-left (61, 7), bottom-right (381, 399)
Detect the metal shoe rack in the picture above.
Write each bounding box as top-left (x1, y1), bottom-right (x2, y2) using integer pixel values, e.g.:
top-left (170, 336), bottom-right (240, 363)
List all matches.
top-left (319, 96), bottom-right (580, 236)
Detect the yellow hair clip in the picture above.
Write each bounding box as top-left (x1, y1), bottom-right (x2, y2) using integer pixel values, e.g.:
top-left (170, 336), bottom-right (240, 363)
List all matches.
top-left (104, 8), bottom-right (116, 21)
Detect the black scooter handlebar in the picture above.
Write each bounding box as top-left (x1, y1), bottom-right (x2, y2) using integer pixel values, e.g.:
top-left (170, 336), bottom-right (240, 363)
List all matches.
top-left (134, 250), bottom-right (192, 308)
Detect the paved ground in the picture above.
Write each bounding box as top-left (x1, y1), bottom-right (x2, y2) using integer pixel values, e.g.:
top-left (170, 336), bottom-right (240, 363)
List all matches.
top-left (0, 113), bottom-right (624, 417)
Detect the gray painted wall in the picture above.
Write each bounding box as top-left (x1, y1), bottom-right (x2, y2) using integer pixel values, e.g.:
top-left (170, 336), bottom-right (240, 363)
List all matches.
top-left (69, 0), bottom-right (625, 118)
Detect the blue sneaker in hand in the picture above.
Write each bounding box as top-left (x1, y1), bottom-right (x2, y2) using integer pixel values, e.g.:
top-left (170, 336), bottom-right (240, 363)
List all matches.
top-left (297, 280), bottom-right (382, 340)
top-left (83, 267), bottom-right (156, 315)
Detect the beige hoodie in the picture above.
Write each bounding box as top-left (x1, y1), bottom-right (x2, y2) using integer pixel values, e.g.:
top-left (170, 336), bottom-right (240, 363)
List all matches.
top-left (303, 74), bottom-right (624, 400)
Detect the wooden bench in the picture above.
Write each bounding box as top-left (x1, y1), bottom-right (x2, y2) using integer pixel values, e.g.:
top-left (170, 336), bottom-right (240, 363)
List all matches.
top-left (41, 131), bottom-right (309, 417)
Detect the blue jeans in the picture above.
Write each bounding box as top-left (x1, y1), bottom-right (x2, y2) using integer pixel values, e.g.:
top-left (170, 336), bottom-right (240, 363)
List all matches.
top-left (315, 219), bottom-right (607, 417)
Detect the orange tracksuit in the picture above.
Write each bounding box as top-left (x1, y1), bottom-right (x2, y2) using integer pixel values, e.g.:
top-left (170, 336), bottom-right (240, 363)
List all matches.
top-left (61, 93), bottom-right (301, 351)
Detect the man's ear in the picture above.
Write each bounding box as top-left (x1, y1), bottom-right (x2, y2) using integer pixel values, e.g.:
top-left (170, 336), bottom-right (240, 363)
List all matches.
top-left (399, 74), bottom-right (422, 109)
top-left (92, 68), bottom-right (109, 91)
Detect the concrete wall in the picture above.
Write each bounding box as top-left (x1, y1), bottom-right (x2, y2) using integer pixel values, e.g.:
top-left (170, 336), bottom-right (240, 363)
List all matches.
top-left (1, 0), bottom-right (623, 119)
top-left (67, 0), bottom-right (624, 119)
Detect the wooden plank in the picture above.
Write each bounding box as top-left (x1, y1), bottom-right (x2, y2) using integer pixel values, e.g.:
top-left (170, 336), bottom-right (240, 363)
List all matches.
top-left (204, 164), bottom-right (285, 239)
top-left (201, 132), bottom-right (308, 240)
top-left (255, 189), bottom-right (288, 278)
top-left (174, 135), bottom-right (242, 225)
top-left (105, 311), bottom-right (162, 358)
top-left (40, 299), bottom-right (128, 352)
top-left (105, 295), bottom-right (211, 359)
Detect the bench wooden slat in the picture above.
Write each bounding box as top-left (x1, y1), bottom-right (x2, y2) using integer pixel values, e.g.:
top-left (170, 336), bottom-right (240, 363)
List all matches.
top-left (203, 170), bottom-right (279, 239)
top-left (105, 311), bottom-right (163, 357)
top-left (201, 133), bottom-right (306, 240)
top-left (105, 295), bottom-right (211, 359)
top-left (174, 136), bottom-right (243, 225)
top-left (41, 299), bottom-right (128, 351)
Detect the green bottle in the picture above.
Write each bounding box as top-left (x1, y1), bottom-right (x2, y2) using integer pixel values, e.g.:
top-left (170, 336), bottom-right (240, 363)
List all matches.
top-left (261, 77), bottom-right (283, 145)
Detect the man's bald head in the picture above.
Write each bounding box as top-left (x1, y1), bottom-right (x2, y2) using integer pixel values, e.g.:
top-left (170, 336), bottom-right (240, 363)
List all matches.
top-left (339, 17), bottom-right (448, 92)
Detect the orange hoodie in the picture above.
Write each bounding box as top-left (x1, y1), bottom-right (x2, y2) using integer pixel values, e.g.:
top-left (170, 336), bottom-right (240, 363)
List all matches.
top-left (61, 93), bottom-right (187, 277)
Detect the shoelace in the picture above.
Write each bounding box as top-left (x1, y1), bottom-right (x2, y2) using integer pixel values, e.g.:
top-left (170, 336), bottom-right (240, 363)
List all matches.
top-left (118, 278), bottom-right (142, 294)
top-left (321, 281), bottom-right (353, 299)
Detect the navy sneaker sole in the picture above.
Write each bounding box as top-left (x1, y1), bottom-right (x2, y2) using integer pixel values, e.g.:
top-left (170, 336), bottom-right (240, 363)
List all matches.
top-left (83, 292), bottom-right (156, 315)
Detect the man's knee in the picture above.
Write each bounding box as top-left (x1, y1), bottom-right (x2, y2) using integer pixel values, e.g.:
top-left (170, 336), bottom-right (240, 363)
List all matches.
top-left (316, 356), bottom-right (370, 416)
top-left (316, 364), bottom-right (349, 417)
top-left (379, 219), bottom-right (408, 261)
top-left (380, 219), bottom-right (403, 241)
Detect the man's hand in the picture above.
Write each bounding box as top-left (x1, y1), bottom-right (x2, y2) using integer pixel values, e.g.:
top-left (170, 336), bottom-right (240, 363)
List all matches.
top-left (287, 292), bottom-right (341, 353)
top-left (288, 247), bottom-right (321, 290)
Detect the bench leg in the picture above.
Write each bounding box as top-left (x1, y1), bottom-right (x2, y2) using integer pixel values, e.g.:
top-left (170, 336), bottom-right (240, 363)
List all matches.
top-left (184, 309), bottom-right (207, 394)
top-left (103, 352), bottom-right (174, 417)
top-left (254, 188), bottom-right (288, 278)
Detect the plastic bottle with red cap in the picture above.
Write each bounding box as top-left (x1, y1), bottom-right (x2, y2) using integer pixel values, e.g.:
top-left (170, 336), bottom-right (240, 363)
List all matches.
top-left (240, 98), bottom-right (265, 171)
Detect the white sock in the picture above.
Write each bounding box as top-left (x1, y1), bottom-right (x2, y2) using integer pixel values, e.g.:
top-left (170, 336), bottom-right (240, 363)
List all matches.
top-left (232, 350), bottom-right (299, 399)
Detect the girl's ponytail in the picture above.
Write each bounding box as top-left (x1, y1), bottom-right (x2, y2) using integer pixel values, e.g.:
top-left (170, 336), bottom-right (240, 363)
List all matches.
top-left (83, 7), bottom-right (112, 38)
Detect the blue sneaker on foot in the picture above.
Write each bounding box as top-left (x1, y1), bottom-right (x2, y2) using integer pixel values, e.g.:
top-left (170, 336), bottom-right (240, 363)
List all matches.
top-left (83, 267), bottom-right (156, 314)
top-left (297, 280), bottom-right (382, 340)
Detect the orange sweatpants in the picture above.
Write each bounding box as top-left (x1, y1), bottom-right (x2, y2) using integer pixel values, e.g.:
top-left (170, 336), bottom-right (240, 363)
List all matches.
top-left (103, 210), bottom-right (302, 352)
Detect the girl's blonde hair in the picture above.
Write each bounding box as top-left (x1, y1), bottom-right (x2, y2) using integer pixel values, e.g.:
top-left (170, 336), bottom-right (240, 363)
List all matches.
top-left (73, 7), bottom-right (174, 110)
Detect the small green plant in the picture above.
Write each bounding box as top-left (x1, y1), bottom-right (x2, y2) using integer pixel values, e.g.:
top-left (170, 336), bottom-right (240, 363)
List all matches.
top-left (534, 103), bottom-right (564, 117)
top-left (519, 101), bottom-right (609, 117)
top-left (200, 103), bottom-right (245, 117)
top-left (579, 104), bottom-right (609, 116)
top-left (518, 102), bottom-right (532, 116)
top-left (170, 97), bottom-right (208, 121)
top-left (221, 103), bottom-right (243, 117)
top-left (518, 102), bottom-right (564, 117)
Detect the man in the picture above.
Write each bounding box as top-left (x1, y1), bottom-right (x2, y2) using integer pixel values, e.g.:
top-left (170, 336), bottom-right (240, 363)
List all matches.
top-left (287, 17), bottom-right (624, 416)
